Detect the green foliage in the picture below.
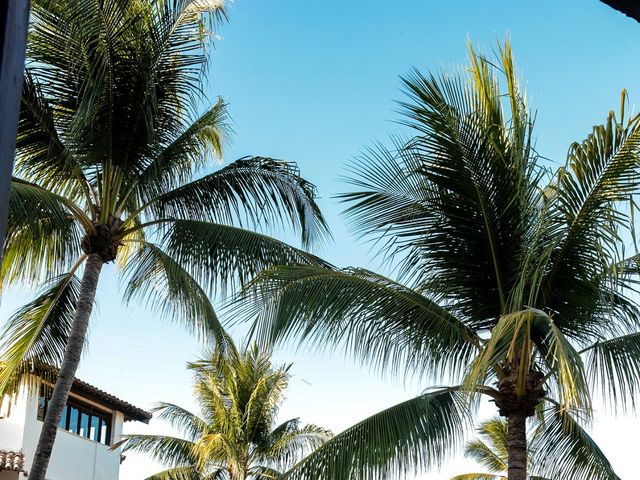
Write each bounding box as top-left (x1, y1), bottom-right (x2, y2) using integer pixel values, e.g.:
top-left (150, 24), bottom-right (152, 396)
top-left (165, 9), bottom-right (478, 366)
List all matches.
top-left (281, 388), bottom-right (470, 480)
top-left (2, 0), bottom-right (328, 395)
top-left (236, 40), bottom-right (639, 479)
top-left (120, 340), bottom-right (331, 480)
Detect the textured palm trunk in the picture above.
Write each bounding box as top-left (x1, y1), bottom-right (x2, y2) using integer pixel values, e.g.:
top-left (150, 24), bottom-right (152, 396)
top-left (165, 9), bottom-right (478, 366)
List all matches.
top-left (28, 254), bottom-right (104, 480)
top-left (506, 412), bottom-right (528, 480)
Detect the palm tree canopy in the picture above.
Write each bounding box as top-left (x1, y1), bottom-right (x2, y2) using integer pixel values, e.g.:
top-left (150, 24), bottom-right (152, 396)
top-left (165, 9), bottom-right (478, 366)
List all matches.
top-left (119, 340), bottom-right (332, 480)
top-left (236, 41), bottom-right (638, 480)
top-left (1, 0), bottom-right (330, 393)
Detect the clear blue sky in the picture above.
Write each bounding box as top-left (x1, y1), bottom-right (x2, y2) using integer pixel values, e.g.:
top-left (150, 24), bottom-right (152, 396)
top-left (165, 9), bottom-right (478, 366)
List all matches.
top-left (3, 0), bottom-right (640, 478)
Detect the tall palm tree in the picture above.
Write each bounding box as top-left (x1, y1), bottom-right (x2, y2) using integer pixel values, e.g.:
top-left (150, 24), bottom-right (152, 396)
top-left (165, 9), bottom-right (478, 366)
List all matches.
top-left (119, 340), bottom-right (332, 480)
top-left (1, 1), bottom-right (329, 478)
top-left (451, 417), bottom-right (549, 480)
top-left (236, 42), bottom-right (640, 480)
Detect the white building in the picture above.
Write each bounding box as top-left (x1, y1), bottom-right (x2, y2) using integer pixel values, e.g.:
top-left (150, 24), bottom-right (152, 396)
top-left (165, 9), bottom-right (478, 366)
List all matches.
top-left (0, 373), bottom-right (151, 479)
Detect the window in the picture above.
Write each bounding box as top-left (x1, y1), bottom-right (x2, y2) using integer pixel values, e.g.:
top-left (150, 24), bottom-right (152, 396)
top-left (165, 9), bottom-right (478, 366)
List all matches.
top-left (38, 388), bottom-right (113, 446)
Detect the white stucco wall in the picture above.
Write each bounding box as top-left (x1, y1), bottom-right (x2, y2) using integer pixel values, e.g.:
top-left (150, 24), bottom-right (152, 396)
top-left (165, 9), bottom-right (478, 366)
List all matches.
top-left (0, 379), bottom-right (125, 480)
top-left (0, 382), bottom-right (30, 451)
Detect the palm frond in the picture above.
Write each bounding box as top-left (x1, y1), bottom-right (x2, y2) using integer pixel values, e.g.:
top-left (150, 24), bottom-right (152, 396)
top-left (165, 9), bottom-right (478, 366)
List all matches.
top-left (3, 179), bottom-right (85, 288)
top-left (255, 419), bottom-right (332, 472)
top-left (281, 388), bottom-right (471, 480)
top-left (119, 434), bottom-right (198, 468)
top-left (341, 42), bottom-right (540, 326)
top-left (531, 406), bottom-right (621, 480)
top-left (15, 70), bottom-right (90, 202)
top-left (121, 242), bottom-right (227, 343)
top-left (151, 402), bottom-right (209, 443)
top-left (160, 220), bottom-right (331, 297)
top-left (464, 439), bottom-right (506, 473)
top-left (146, 157), bottom-right (330, 248)
top-left (240, 265), bottom-right (479, 381)
top-left (450, 474), bottom-right (503, 480)
top-left (581, 332), bottom-right (640, 411)
top-left (143, 466), bottom-right (207, 480)
top-left (535, 94), bottom-right (640, 336)
top-left (0, 271), bottom-right (82, 396)
top-left (132, 99), bottom-right (230, 203)
top-left (465, 309), bottom-right (590, 411)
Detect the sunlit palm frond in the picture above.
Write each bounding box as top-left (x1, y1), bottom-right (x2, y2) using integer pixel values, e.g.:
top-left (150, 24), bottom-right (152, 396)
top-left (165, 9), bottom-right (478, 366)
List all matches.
top-left (133, 99), bottom-right (230, 203)
top-left (465, 309), bottom-right (590, 411)
top-left (151, 402), bottom-right (209, 443)
top-left (0, 272), bottom-right (82, 395)
top-left (450, 474), bottom-right (503, 480)
top-left (535, 95), bottom-right (640, 337)
top-left (255, 419), bottom-right (332, 472)
top-left (143, 466), bottom-right (208, 480)
top-left (120, 434), bottom-right (198, 468)
top-left (464, 438), bottom-right (507, 473)
top-left (3, 179), bottom-right (86, 288)
top-left (127, 339), bottom-right (328, 479)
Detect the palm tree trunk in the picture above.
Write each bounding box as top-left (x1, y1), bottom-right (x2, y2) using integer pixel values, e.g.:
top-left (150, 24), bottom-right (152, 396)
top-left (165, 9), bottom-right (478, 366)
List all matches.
top-left (506, 412), bottom-right (527, 480)
top-left (28, 254), bottom-right (104, 480)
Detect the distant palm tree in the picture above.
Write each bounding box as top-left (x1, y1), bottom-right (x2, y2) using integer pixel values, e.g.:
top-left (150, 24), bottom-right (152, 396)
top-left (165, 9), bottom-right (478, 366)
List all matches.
top-left (451, 418), bottom-right (550, 480)
top-left (119, 340), bottom-right (331, 480)
top-left (236, 42), bottom-right (638, 480)
top-left (1, 0), bottom-right (328, 478)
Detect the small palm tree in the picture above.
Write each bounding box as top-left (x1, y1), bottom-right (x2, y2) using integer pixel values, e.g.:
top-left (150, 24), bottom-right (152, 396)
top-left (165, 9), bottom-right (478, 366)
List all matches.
top-left (119, 340), bottom-right (332, 480)
top-left (1, 0), bottom-right (328, 478)
top-left (236, 42), bottom-right (638, 480)
top-left (451, 418), bottom-right (550, 480)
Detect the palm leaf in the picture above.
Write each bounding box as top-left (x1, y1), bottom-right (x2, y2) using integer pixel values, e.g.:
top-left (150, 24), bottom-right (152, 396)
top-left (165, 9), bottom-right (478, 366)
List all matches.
top-left (3, 179), bottom-right (85, 288)
top-left (581, 332), bottom-right (640, 411)
top-left (240, 264), bottom-right (479, 381)
top-left (0, 271), bottom-right (82, 395)
top-left (161, 220), bottom-right (331, 296)
top-left (464, 439), bottom-right (506, 473)
top-left (341, 42), bottom-right (539, 326)
top-left (121, 242), bottom-right (227, 343)
top-left (143, 466), bottom-right (207, 480)
top-left (535, 96), bottom-right (640, 337)
top-left (255, 419), bottom-right (332, 472)
top-left (530, 406), bottom-right (621, 480)
top-left (16, 70), bottom-right (90, 202)
top-left (132, 99), bottom-right (230, 203)
top-left (146, 156), bottom-right (330, 248)
top-left (450, 474), bottom-right (503, 480)
top-left (119, 434), bottom-right (198, 468)
top-left (281, 388), bottom-right (471, 480)
top-left (151, 402), bottom-right (209, 443)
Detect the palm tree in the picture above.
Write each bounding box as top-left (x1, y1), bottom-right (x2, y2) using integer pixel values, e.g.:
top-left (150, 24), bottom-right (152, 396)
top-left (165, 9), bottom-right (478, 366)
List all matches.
top-left (451, 418), bottom-right (549, 480)
top-left (1, 0), bottom-right (329, 478)
top-left (119, 340), bottom-right (332, 480)
top-left (236, 41), bottom-right (640, 480)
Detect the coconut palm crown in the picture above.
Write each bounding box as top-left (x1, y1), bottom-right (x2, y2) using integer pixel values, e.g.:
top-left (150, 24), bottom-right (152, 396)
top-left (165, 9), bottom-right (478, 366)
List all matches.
top-left (236, 42), bottom-right (640, 480)
top-left (119, 341), bottom-right (332, 480)
top-left (1, 0), bottom-right (328, 478)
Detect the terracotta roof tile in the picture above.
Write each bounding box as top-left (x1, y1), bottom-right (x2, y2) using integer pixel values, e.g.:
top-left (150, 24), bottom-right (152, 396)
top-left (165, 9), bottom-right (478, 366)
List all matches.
top-left (33, 365), bottom-right (151, 424)
top-left (70, 377), bottom-right (151, 424)
top-left (0, 450), bottom-right (26, 472)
